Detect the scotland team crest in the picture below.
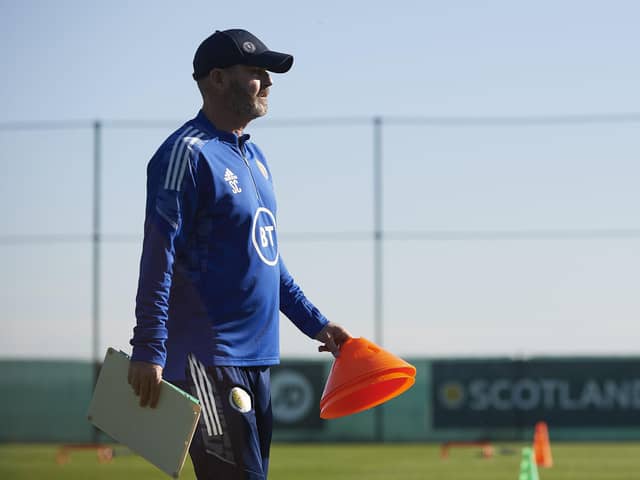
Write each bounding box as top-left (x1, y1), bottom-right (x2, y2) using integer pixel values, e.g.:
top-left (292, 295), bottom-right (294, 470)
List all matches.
top-left (256, 159), bottom-right (269, 180)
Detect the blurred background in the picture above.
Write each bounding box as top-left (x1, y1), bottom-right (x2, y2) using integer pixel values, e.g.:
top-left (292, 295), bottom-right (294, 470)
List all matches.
top-left (1, 0), bottom-right (640, 469)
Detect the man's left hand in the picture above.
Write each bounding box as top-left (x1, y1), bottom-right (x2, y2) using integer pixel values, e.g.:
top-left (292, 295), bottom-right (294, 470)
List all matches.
top-left (315, 322), bottom-right (352, 357)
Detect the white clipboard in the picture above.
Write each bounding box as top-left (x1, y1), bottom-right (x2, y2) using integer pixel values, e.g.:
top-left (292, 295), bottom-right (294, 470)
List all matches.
top-left (87, 348), bottom-right (201, 478)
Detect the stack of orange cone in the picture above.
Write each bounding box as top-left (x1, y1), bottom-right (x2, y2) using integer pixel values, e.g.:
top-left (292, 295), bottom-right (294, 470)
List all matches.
top-left (533, 421), bottom-right (553, 468)
top-left (319, 337), bottom-right (416, 419)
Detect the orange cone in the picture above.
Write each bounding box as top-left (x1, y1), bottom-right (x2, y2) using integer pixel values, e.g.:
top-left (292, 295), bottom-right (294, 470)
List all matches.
top-left (533, 421), bottom-right (553, 468)
top-left (319, 337), bottom-right (416, 419)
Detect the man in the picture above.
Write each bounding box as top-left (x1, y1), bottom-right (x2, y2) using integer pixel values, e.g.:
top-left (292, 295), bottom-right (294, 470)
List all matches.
top-left (128, 29), bottom-right (351, 479)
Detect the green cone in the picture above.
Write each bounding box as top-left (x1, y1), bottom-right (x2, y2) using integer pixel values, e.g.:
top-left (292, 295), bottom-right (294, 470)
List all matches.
top-left (519, 447), bottom-right (539, 480)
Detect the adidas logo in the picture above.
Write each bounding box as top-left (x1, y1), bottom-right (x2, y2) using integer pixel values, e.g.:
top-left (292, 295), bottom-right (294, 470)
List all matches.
top-left (224, 168), bottom-right (238, 182)
top-left (224, 168), bottom-right (242, 194)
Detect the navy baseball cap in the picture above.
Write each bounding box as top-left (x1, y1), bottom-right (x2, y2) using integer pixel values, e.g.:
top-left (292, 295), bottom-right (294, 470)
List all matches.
top-left (192, 29), bottom-right (294, 80)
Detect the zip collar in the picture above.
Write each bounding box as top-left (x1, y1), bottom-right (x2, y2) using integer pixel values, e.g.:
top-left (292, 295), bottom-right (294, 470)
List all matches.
top-left (194, 109), bottom-right (251, 148)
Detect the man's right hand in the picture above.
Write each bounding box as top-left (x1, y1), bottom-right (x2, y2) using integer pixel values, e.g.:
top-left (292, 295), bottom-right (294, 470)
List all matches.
top-left (128, 360), bottom-right (163, 408)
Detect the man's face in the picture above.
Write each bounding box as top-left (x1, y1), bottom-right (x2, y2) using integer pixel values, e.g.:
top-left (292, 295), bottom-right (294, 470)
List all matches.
top-left (223, 65), bottom-right (272, 120)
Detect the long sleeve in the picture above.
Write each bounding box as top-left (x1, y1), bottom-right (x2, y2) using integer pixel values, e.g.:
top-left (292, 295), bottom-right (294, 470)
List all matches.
top-left (279, 258), bottom-right (329, 338)
top-left (130, 147), bottom-right (199, 367)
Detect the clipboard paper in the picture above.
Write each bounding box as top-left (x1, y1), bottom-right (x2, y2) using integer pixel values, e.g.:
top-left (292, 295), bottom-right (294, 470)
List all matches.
top-left (87, 348), bottom-right (201, 478)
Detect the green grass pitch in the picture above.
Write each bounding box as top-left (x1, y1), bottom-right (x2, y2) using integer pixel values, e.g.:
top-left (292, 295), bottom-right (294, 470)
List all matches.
top-left (1, 442), bottom-right (638, 479)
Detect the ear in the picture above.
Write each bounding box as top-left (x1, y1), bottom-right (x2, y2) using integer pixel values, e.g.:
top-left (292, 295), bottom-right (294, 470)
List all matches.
top-left (208, 68), bottom-right (226, 92)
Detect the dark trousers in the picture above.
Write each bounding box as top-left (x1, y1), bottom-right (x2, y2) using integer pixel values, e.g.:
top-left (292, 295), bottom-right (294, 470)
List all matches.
top-left (176, 355), bottom-right (272, 479)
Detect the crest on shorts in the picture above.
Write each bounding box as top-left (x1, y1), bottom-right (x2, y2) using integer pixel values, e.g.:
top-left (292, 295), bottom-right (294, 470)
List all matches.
top-left (256, 159), bottom-right (269, 180)
top-left (229, 386), bottom-right (252, 413)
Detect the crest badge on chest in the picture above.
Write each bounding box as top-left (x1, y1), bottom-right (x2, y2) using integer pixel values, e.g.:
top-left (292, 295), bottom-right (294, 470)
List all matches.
top-left (256, 160), bottom-right (269, 180)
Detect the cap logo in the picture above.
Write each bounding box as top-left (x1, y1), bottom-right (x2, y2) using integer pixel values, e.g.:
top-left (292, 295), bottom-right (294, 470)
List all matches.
top-left (242, 41), bottom-right (256, 54)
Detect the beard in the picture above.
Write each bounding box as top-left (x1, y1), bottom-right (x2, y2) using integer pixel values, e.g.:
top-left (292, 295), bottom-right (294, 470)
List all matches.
top-left (226, 78), bottom-right (268, 120)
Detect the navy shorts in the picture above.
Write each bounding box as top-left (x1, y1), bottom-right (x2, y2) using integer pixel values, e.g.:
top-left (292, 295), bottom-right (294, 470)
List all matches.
top-left (176, 354), bottom-right (273, 480)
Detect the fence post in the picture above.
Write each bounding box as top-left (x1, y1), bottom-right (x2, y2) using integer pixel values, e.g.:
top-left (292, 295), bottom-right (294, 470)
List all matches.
top-left (373, 116), bottom-right (383, 346)
top-left (92, 120), bottom-right (102, 443)
top-left (373, 116), bottom-right (384, 441)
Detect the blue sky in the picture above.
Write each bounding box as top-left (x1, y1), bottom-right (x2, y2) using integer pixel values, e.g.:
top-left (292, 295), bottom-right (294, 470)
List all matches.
top-left (1, 0), bottom-right (639, 360)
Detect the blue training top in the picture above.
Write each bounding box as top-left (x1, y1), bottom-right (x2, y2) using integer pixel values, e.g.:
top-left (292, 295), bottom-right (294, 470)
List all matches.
top-left (130, 110), bottom-right (328, 380)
